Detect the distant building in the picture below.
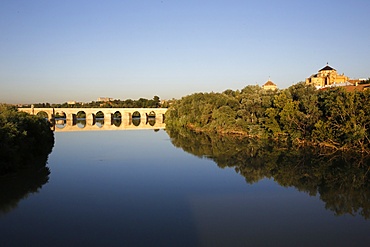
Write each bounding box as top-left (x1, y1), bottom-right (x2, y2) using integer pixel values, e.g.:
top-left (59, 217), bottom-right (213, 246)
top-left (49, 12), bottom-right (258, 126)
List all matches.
top-left (97, 97), bottom-right (113, 102)
top-left (343, 84), bottom-right (370, 92)
top-left (321, 83), bottom-right (370, 92)
top-left (262, 79), bottom-right (277, 91)
top-left (348, 78), bottom-right (367, 86)
top-left (305, 64), bottom-right (349, 89)
top-left (67, 101), bottom-right (76, 105)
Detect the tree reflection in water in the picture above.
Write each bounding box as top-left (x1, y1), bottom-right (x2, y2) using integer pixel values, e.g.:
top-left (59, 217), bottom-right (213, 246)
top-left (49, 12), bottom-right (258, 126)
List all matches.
top-left (166, 127), bottom-right (370, 219)
top-left (0, 162), bottom-right (50, 215)
top-left (0, 140), bottom-right (53, 215)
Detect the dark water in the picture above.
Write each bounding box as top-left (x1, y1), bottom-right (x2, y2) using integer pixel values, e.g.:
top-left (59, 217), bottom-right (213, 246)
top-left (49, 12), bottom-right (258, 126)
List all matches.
top-left (1, 129), bottom-right (369, 247)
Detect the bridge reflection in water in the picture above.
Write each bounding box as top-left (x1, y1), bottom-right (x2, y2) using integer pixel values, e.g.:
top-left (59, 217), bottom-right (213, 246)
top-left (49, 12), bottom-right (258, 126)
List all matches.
top-left (52, 118), bottom-right (165, 132)
top-left (19, 108), bottom-right (167, 132)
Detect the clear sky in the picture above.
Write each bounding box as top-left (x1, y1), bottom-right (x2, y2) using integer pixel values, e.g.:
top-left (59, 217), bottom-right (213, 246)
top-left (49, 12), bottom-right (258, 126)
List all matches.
top-left (1, 0), bottom-right (369, 104)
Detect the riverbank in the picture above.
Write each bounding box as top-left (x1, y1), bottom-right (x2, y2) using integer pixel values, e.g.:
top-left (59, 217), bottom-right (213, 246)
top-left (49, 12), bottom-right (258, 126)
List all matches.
top-left (175, 123), bottom-right (370, 156)
top-left (0, 104), bottom-right (54, 175)
top-left (165, 83), bottom-right (370, 154)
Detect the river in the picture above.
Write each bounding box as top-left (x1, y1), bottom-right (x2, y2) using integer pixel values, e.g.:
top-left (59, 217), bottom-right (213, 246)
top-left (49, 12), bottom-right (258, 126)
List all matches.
top-left (1, 129), bottom-right (370, 247)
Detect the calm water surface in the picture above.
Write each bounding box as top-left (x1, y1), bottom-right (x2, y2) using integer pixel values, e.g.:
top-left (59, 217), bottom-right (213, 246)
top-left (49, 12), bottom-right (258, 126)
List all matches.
top-left (1, 130), bottom-right (369, 247)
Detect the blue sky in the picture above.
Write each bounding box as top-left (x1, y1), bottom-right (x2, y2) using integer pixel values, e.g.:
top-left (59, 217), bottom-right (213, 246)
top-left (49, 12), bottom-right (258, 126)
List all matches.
top-left (1, 0), bottom-right (369, 104)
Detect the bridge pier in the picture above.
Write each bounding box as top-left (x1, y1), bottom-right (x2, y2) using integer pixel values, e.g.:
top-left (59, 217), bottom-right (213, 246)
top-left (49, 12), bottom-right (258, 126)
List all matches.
top-left (156, 114), bottom-right (165, 124)
top-left (140, 112), bottom-right (147, 124)
top-left (66, 119), bottom-right (74, 127)
top-left (123, 112), bottom-right (131, 119)
top-left (121, 115), bottom-right (130, 126)
top-left (86, 114), bottom-right (95, 126)
top-left (104, 113), bottom-right (113, 125)
top-left (67, 113), bottom-right (77, 125)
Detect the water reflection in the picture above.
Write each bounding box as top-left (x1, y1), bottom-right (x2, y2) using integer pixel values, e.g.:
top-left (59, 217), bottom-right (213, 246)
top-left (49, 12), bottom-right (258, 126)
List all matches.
top-left (132, 116), bottom-right (140, 126)
top-left (113, 117), bottom-right (121, 127)
top-left (2, 129), bottom-right (369, 246)
top-left (0, 135), bottom-right (53, 215)
top-left (96, 118), bottom-right (104, 128)
top-left (166, 127), bottom-right (370, 219)
top-left (76, 118), bottom-right (86, 128)
top-left (148, 117), bottom-right (156, 126)
top-left (50, 117), bottom-right (164, 132)
top-left (0, 167), bottom-right (50, 215)
top-left (55, 118), bottom-right (66, 129)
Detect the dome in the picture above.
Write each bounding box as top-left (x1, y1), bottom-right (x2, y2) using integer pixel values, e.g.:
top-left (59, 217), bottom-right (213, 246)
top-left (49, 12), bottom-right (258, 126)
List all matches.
top-left (263, 80), bottom-right (276, 86)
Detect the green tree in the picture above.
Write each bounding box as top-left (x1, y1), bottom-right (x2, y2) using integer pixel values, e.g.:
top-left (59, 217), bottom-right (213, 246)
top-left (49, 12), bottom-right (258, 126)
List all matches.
top-left (313, 89), bottom-right (370, 151)
top-left (0, 104), bottom-right (54, 174)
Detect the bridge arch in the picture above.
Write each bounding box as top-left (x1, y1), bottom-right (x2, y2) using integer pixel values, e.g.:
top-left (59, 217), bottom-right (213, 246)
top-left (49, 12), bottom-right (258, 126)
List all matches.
top-left (76, 110), bottom-right (86, 128)
top-left (148, 111), bottom-right (156, 118)
top-left (95, 111), bottom-right (104, 127)
top-left (113, 111), bottom-right (122, 127)
top-left (76, 110), bottom-right (86, 119)
top-left (131, 111), bottom-right (141, 126)
top-left (147, 111), bottom-right (156, 126)
top-left (30, 108), bottom-right (54, 121)
top-left (96, 111), bottom-right (104, 118)
top-left (36, 111), bottom-right (49, 119)
top-left (54, 111), bottom-right (66, 118)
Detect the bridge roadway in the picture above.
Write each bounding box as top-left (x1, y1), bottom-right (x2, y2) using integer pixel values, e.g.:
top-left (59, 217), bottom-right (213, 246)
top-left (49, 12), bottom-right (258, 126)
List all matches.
top-left (19, 107), bottom-right (168, 132)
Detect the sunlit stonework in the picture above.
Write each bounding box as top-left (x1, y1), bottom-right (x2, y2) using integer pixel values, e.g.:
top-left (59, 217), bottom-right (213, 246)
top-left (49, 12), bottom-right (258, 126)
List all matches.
top-left (305, 64), bottom-right (350, 89)
top-left (262, 79), bottom-right (277, 91)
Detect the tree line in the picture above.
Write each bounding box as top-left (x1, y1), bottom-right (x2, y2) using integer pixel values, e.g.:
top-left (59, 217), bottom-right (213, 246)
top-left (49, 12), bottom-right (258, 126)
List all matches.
top-left (22, 96), bottom-right (163, 108)
top-left (165, 82), bottom-right (370, 152)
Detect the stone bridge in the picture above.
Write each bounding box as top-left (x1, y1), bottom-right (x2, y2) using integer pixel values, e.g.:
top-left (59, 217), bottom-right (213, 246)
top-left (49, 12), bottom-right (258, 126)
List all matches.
top-left (19, 107), bottom-right (168, 131)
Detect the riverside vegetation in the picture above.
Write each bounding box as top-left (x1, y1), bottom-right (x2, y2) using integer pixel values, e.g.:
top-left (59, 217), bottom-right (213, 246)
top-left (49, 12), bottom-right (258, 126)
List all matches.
top-left (165, 82), bottom-right (370, 219)
top-left (0, 104), bottom-right (54, 175)
top-left (165, 82), bottom-right (370, 153)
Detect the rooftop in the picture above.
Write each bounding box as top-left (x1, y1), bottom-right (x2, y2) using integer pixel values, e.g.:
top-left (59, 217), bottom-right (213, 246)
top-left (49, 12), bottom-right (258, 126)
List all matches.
top-left (319, 64), bottom-right (336, 72)
top-left (320, 83), bottom-right (370, 92)
top-left (263, 80), bottom-right (276, 86)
